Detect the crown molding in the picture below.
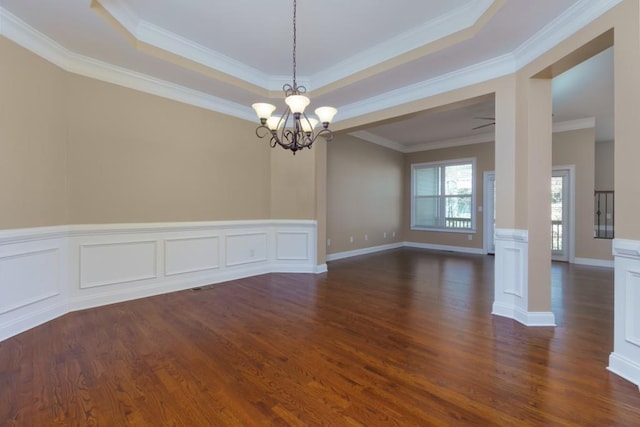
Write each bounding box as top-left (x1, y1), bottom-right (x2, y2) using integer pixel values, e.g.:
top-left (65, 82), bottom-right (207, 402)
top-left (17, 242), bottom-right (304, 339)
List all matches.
top-left (0, 0), bottom-right (623, 126)
top-left (403, 133), bottom-right (495, 153)
top-left (352, 117), bottom-right (595, 153)
top-left (552, 117), bottom-right (596, 133)
top-left (514, 0), bottom-right (623, 69)
top-left (309, 0), bottom-right (497, 90)
top-left (349, 131), bottom-right (406, 152)
top-left (0, 7), bottom-right (254, 122)
top-left (337, 53), bottom-right (516, 123)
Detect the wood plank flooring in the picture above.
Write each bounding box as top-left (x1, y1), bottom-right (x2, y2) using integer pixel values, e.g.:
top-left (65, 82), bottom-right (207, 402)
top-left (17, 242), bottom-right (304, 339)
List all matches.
top-left (1, 248), bottom-right (640, 426)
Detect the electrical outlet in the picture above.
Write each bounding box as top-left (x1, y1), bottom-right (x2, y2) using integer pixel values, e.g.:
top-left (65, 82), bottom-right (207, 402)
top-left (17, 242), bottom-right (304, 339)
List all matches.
top-left (384, 232), bottom-right (387, 238)
top-left (467, 235), bottom-right (473, 241)
top-left (392, 231), bottom-right (396, 237)
top-left (364, 234), bottom-right (368, 241)
top-left (327, 238), bottom-right (331, 246)
top-left (350, 236), bottom-right (354, 243)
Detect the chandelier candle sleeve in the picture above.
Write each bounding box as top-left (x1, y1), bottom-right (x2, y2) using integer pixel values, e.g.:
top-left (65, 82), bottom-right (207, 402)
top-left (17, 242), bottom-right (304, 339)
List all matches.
top-left (251, 0), bottom-right (337, 154)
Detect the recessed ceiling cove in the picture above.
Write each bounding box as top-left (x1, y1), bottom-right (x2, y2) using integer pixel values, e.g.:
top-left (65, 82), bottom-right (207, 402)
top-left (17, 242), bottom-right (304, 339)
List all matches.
top-left (92, 0), bottom-right (502, 94)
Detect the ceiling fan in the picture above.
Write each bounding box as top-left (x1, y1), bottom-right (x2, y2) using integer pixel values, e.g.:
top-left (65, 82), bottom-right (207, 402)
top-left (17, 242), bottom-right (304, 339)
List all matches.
top-left (473, 117), bottom-right (495, 130)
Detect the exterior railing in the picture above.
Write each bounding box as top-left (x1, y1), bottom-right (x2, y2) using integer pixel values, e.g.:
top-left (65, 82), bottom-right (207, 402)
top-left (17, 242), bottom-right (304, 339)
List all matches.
top-left (595, 191), bottom-right (614, 239)
top-left (445, 217), bottom-right (472, 229)
top-left (552, 220), bottom-right (563, 252)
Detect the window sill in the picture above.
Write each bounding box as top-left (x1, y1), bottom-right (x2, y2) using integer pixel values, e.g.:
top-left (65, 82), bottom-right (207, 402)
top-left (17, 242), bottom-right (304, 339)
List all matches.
top-left (411, 227), bottom-right (476, 234)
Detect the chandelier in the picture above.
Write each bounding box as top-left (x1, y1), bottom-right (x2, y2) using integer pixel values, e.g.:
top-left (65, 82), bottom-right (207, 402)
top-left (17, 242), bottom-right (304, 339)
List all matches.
top-left (251, 0), bottom-right (337, 154)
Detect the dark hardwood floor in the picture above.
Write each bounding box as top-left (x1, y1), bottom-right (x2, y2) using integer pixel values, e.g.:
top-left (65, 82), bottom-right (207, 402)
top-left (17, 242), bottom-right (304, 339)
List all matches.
top-left (1, 248), bottom-right (639, 426)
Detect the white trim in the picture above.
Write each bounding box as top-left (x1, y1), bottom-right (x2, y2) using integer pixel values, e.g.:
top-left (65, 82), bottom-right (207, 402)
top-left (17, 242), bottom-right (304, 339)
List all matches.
top-left (612, 239), bottom-right (640, 260)
top-left (309, 0), bottom-right (496, 91)
top-left (608, 353), bottom-right (640, 389)
top-left (552, 117), bottom-right (596, 133)
top-left (0, 220), bottom-right (321, 342)
top-left (404, 242), bottom-right (484, 255)
top-left (493, 305), bottom-right (557, 326)
top-left (483, 171), bottom-right (496, 254)
top-left (514, 0), bottom-right (623, 69)
top-left (0, 7), bottom-right (254, 122)
top-left (494, 228), bottom-right (529, 242)
top-left (492, 303), bottom-right (557, 327)
top-left (326, 242), bottom-right (404, 262)
top-left (404, 134), bottom-right (494, 154)
top-left (352, 119), bottom-right (594, 154)
top-left (551, 166), bottom-right (575, 263)
top-left (0, 1), bottom-right (623, 125)
top-left (349, 131), bottom-right (406, 152)
top-left (410, 158), bottom-right (477, 232)
top-left (608, 238), bottom-right (640, 388)
top-left (573, 257), bottom-right (614, 268)
top-left (337, 54), bottom-right (516, 123)
top-left (315, 264), bottom-right (328, 274)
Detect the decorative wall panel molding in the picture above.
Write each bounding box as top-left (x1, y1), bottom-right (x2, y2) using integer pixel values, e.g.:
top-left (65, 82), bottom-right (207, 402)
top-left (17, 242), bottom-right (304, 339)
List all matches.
top-left (0, 220), bottom-right (318, 342)
top-left (225, 232), bottom-right (268, 267)
top-left (164, 236), bottom-right (220, 276)
top-left (0, 248), bottom-right (60, 314)
top-left (609, 238), bottom-right (640, 387)
top-left (276, 232), bottom-right (310, 261)
top-left (80, 241), bottom-right (158, 288)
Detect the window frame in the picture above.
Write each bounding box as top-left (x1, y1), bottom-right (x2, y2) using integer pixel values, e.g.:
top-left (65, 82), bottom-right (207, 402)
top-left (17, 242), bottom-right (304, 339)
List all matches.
top-left (410, 158), bottom-right (477, 233)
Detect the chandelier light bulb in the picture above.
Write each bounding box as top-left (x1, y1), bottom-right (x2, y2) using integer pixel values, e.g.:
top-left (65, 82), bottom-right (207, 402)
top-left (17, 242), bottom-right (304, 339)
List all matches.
top-left (266, 116), bottom-right (283, 131)
top-left (300, 118), bottom-right (318, 133)
top-left (315, 107), bottom-right (338, 127)
top-left (252, 103), bottom-right (276, 123)
top-left (285, 95), bottom-right (310, 115)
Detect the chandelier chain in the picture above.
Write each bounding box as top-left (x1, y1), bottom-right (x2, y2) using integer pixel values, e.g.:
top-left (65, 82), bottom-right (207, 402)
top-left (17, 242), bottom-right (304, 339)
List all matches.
top-left (292, 0), bottom-right (297, 89)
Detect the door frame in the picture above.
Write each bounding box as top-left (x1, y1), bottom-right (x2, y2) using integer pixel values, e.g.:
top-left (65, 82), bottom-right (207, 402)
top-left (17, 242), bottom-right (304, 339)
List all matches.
top-left (552, 165), bottom-right (576, 263)
top-left (483, 171), bottom-right (495, 254)
top-left (483, 166), bottom-right (575, 262)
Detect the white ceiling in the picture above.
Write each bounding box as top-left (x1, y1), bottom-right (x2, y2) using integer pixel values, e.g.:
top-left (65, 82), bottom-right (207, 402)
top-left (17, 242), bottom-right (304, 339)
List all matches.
top-left (0, 0), bottom-right (617, 149)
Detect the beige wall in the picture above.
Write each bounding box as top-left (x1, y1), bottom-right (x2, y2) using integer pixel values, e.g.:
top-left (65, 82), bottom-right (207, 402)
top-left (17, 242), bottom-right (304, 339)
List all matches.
top-left (270, 146), bottom-right (316, 220)
top-left (595, 140), bottom-right (615, 191)
top-left (327, 135), bottom-right (403, 254)
top-left (1, 36), bottom-right (317, 229)
top-left (0, 37), bottom-right (70, 228)
top-left (553, 128), bottom-right (612, 261)
top-left (67, 74), bottom-right (272, 224)
top-left (404, 142), bottom-right (495, 249)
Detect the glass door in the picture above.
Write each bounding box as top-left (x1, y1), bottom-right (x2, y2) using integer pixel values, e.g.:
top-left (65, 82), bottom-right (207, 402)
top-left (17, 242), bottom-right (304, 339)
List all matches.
top-left (551, 169), bottom-right (570, 261)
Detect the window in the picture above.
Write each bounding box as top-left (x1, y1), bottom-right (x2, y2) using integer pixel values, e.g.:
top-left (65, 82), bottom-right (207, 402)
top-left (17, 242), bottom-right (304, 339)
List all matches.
top-left (411, 159), bottom-right (475, 232)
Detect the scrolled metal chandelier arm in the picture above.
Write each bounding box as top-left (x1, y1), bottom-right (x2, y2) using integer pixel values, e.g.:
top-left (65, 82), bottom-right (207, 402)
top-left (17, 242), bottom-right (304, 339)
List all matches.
top-left (251, 0), bottom-right (337, 155)
top-left (255, 110), bottom-right (334, 154)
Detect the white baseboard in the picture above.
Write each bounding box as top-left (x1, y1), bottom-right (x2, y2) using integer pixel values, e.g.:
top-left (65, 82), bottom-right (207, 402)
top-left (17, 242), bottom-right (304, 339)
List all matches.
top-left (492, 302), bottom-right (556, 327)
top-left (326, 242), bottom-right (404, 261)
top-left (573, 257), bottom-right (614, 268)
top-left (404, 241), bottom-right (485, 255)
top-left (608, 353), bottom-right (640, 389)
top-left (315, 264), bottom-right (328, 273)
top-left (0, 220), bottom-right (319, 342)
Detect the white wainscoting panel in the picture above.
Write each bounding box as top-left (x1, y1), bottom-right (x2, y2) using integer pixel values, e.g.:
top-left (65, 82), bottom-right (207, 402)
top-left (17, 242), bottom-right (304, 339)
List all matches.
top-left (165, 236), bottom-right (220, 276)
top-left (80, 240), bottom-right (158, 289)
top-left (609, 238), bottom-right (640, 388)
top-left (493, 228), bottom-right (530, 325)
top-left (0, 228), bottom-right (69, 342)
top-left (0, 248), bottom-right (60, 314)
top-left (225, 232), bottom-right (268, 267)
top-left (276, 232), bottom-right (309, 260)
top-left (0, 220), bottom-right (318, 342)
